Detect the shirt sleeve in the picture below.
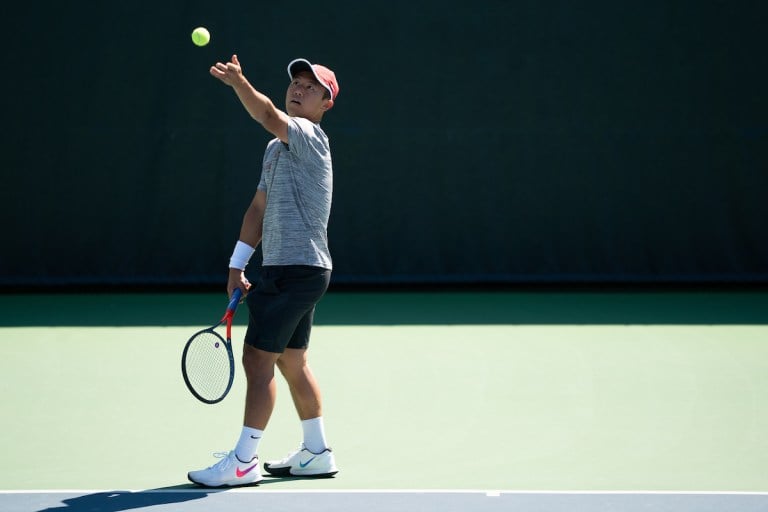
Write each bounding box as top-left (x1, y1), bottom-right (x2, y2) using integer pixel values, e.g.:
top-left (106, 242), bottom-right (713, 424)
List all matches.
top-left (257, 139), bottom-right (279, 191)
top-left (287, 117), bottom-right (329, 161)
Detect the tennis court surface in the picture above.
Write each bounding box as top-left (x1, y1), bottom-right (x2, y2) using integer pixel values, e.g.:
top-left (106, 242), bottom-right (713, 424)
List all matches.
top-left (1, 289), bottom-right (766, 511)
top-left (5, 489), bottom-right (768, 512)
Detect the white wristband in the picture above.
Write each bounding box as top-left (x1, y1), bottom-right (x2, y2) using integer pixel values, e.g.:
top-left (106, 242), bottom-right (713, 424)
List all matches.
top-left (229, 241), bottom-right (255, 270)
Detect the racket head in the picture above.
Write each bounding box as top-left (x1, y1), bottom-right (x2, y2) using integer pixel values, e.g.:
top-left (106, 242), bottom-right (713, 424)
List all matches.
top-left (181, 328), bottom-right (235, 404)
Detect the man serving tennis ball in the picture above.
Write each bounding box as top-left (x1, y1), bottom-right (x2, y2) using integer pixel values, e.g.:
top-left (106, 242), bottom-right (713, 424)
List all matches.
top-left (188, 55), bottom-right (340, 487)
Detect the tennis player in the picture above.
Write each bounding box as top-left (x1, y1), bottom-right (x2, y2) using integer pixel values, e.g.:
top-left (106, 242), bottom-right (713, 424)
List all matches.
top-left (188, 55), bottom-right (339, 487)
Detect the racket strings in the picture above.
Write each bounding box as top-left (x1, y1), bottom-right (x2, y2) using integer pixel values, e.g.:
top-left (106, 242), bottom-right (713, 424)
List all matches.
top-left (184, 331), bottom-right (232, 401)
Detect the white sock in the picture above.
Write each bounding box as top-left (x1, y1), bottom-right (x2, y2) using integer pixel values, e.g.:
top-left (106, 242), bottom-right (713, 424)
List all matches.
top-left (234, 426), bottom-right (263, 462)
top-left (302, 417), bottom-right (328, 454)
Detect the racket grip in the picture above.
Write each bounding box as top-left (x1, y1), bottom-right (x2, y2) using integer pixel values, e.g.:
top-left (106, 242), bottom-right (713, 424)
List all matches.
top-left (227, 288), bottom-right (243, 313)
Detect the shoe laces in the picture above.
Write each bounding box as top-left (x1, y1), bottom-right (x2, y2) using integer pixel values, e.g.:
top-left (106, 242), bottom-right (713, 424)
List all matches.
top-left (208, 451), bottom-right (235, 471)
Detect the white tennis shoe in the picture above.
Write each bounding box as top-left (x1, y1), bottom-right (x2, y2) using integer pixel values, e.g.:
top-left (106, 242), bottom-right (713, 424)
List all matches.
top-left (188, 451), bottom-right (263, 487)
top-left (263, 444), bottom-right (338, 477)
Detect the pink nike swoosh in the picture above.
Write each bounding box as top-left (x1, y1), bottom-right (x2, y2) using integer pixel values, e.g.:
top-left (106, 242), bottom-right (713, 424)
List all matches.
top-left (236, 463), bottom-right (259, 478)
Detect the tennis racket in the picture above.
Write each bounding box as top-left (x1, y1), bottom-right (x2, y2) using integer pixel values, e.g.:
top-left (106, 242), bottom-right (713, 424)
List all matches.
top-left (181, 288), bottom-right (243, 404)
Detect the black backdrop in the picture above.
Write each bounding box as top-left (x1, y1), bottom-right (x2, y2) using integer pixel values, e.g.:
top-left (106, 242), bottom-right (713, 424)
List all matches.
top-left (2, 1), bottom-right (766, 287)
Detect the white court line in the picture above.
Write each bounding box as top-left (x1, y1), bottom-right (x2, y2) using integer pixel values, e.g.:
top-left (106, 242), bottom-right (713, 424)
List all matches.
top-left (3, 489), bottom-right (768, 496)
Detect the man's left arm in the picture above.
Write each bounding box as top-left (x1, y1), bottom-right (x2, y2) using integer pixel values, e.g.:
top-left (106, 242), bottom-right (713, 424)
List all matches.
top-left (211, 54), bottom-right (290, 143)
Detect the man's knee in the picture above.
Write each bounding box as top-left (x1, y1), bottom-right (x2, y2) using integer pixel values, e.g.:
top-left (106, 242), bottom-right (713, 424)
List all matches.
top-left (276, 349), bottom-right (308, 381)
top-left (242, 345), bottom-right (279, 380)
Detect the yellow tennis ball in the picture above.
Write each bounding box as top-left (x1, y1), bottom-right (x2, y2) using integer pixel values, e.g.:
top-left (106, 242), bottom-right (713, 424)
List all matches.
top-left (191, 27), bottom-right (210, 47)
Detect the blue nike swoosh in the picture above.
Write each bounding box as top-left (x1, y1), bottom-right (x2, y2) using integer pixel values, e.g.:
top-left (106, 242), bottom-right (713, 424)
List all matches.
top-left (299, 456), bottom-right (316, 468)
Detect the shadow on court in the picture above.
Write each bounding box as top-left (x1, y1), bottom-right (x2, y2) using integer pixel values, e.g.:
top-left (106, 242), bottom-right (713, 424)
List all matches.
top-left (0, 288), bottom-right (766, 327)
top-left (34, 485), bottom-right (214, 512)
top-left (28, 478), bottom-right (323, 512)
top-left (15, 490), bottom-right (768, 512)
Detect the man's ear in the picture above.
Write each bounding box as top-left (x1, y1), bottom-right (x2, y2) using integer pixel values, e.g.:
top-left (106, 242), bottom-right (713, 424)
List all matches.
top-left (324, 99), bottom-right (334, 110)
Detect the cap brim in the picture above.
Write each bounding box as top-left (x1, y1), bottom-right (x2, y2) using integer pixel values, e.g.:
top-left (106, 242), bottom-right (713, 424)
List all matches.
top-left (288, 58), bottom-right (313, 78)
top-left (287, 58), bottom-right (333, 99)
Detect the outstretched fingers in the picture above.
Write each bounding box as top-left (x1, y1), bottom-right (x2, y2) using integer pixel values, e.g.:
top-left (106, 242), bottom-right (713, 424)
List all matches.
top-left (210, 55), bottom-right (242, 84)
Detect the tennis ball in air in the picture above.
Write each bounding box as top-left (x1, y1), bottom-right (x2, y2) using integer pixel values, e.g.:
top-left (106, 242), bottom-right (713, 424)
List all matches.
top-left (191, 27), bottom-right (210, 47)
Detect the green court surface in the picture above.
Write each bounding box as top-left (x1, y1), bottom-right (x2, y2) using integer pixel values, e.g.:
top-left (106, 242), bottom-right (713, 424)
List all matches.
top-left (0, 290), bottom-right (766, 492)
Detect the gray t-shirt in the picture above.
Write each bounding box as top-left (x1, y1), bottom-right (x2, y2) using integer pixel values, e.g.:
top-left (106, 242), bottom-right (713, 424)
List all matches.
top-left (257, 117), bottom-right (333, 270)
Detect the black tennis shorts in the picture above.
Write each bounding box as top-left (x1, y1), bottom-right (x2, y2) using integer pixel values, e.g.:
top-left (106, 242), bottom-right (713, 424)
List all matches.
top-left (243, 265), bottom-right (331, 353)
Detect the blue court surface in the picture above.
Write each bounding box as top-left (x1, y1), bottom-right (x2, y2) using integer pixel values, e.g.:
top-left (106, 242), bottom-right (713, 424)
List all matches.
top-left (5, 489), bottom-right (768, 512)
top-left (3, 489), bottom-right (768, 512)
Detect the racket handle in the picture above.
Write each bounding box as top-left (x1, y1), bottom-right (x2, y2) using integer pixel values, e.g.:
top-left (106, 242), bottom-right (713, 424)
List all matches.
top-left (227, 288), bottom-right (243, 313)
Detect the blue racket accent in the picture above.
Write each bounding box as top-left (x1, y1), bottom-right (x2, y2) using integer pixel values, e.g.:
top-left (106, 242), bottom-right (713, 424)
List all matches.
top-left (226, 288), bottom-right (243, 314)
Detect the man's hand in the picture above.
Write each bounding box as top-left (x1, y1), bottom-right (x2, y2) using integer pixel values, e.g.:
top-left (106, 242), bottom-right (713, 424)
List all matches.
top-left (227, 268), bottom-right (251, 301)
top-left (210, 54), bottom-right (246, 87)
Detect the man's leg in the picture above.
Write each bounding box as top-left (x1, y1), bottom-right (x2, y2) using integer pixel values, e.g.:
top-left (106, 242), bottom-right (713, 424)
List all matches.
top-left (242, 344), bottom-right (282, 429)
top-left (276, 347), bottom-right (322, 421)
top-left (186, 343), bottom-right (279, 487)
top-left (263, 347), bottom-right (338, 477)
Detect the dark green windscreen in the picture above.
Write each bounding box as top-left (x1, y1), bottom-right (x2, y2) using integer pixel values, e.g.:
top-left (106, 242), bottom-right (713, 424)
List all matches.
top-left (2, 2), bottom-right (766, 286)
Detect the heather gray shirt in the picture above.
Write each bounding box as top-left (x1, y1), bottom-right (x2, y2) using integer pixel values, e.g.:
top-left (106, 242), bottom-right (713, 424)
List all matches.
top-left (257, 117), bottom-right (333, 270)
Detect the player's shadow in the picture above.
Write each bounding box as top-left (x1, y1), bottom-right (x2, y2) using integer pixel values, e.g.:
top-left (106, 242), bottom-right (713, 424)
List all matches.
top-left (258, 475), bottom-right (310, 485)
top-left (35, 485), bottom-right (219, 512)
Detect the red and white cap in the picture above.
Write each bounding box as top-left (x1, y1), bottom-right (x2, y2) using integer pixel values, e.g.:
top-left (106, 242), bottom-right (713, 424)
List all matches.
top-left (287, 58), bottom-right (339, 103)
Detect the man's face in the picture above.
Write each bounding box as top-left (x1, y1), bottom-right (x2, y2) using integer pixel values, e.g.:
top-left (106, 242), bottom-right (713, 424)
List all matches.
top-left (285, 71), bottom-right (331, 121)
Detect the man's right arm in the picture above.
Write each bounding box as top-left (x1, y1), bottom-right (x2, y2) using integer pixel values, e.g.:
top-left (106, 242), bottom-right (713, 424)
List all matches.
top-left (228, 189), bottom-right (267, 297)
top-left (239, 189), bottom-right (266, 248)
